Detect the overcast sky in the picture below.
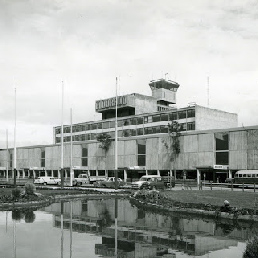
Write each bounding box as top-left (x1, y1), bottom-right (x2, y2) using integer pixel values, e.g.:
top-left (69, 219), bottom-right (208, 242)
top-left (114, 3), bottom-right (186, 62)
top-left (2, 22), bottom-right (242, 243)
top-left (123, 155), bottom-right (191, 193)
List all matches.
top-left (1, 0), bottom-right (258, 148)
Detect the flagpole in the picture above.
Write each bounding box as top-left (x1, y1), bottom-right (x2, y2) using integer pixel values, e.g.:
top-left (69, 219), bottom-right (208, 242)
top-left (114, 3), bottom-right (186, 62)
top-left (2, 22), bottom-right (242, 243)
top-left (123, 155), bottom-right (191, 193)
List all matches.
top-left (13, 88), bottom-right (17, 188)
top-left (6, 129), bottom-right (8, 182)
top-left (70, 108), bottom-right (73, 187)
top-left (61, 82), bottom-right (64, 188)
top-left (115, 77), bottom-right (118, 190)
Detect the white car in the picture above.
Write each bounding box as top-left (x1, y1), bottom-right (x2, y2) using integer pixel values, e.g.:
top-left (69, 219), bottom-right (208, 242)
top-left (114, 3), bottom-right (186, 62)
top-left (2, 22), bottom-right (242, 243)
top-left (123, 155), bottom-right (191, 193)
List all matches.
top-left (34, 177), bottom-right (61, 185)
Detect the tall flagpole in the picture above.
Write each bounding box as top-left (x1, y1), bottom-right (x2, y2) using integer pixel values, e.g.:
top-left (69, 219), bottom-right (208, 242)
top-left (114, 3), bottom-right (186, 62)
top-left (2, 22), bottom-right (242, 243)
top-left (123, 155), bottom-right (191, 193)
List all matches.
top-left (70, 108), bottom-right (73, 187)
top-left (61, 82), bottom-right (64, 188)
top-left (6, 129), bottom-right (8, 182)
top-left (13, 88), bottom-right (17, 188)
top-left (115, 77), bottom-right (118, 190)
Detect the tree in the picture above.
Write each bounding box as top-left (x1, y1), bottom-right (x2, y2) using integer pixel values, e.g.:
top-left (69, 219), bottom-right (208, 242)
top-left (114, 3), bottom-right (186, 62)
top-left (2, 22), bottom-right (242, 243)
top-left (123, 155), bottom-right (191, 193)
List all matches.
top-left (96, 133), bottom-right (112, 152)
top-left (168, 121), bottom-right (181, 157)
top-left (165, 121), bottom-right (181, 180)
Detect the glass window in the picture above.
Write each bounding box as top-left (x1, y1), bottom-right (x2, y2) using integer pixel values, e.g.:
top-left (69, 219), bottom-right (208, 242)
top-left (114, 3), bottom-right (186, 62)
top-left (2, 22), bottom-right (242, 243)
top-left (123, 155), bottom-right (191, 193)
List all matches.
top-left (187, 122), bottom-right (195, 131)
top-left (178, 110), bottom-right (187, 119)
top-left (56, 128), bottom-right (61, 134)
top-left (137, 117), bottom-right (144, 125)
top-left (118, 130), bottom-right (123, 137)
top-left (152, 115), bottom-right (160, 122)
top-left (98, 170), bottom-right (105, 176)
top-left (138, 156), bottom-right (146, 166)
top-left (160, 113), bottom-right (168, 121)
top-left (131, 129), bottom-right (136, 136)
top-left (145, 127), bottom-right (153, 135)
top-left (187, 109), bottom-right (195, 118)
top-left (89, 170), bottom-right (96, 176)
top-left (102, 121), bottom-right (109, 129)
top-left (64, 127), bottom-right (70, 133)
top-left (123, 130), bottom-right (131, 137)
top-left (138, 140), bottom-right (146, 154)
top-left (131, 118), bottom-right (138, 125)
top-left (152, 126), bottom-right (160, 134)
top-left (82, 147), bottom-right (88, 157)
top-left (91, 123), bottom-right (97, 130)
top-left (137, 140), bottom-right (146, 166)
top-left (90, 133), bottom-right (96, 140)
top-left (215, 133), bottom-right (229, 150)
top-left (123, 119), bottom-right (130, 126)
top-left (216, 152), bottom-right (229, 165)
top-left (137, 128), bottom-right (143, 136)
top-left (110, 121), bottom-right (115, 128)
top-left (118, 120), bottom-right (124, 127)
top-left (169, 112), bottom-right (177, 121)
top-left (144, 116), bottom-right (148, 124)
top-left (97, 123), bottom-right (102, 129)
top-left (181, 123), bottom-right (187, 131)
top-left (85, 124), bottom-right (90, 131)
top-left (160, 125), bottom-right (168, 133)
top-left (82, 147), bottom-right (88, 166)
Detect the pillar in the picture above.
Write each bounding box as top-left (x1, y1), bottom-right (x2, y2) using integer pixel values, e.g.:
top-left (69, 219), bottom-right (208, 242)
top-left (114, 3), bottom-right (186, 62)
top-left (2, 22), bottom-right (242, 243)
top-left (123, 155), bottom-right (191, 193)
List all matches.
top-left (228, 170), bottom-right (232, 179)
top-left (197, 169), bottom-right (200, 186)
top-left (124, 169), bottom-right (127, 182)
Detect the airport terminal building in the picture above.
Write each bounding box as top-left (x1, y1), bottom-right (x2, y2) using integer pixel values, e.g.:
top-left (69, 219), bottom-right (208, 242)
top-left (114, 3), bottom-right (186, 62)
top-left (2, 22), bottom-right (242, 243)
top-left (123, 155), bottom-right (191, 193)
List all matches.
top-left (1, 78), bottom-right (256, 183)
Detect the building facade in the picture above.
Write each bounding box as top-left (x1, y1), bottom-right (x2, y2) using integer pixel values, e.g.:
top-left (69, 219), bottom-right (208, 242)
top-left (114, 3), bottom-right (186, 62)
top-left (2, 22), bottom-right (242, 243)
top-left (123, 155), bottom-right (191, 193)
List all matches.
top-left (0, 79), bottom-right (249, 183)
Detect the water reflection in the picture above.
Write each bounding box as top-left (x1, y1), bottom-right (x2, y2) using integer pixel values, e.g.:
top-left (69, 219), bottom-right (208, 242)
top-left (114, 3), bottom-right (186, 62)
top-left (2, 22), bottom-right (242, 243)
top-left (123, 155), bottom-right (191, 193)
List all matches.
top-left (1, 198), bottom-right (258, 257)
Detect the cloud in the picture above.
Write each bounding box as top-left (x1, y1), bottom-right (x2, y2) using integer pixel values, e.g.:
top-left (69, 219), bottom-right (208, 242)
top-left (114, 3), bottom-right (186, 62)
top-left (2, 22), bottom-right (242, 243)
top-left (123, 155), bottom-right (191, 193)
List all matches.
top-left (0, 0), bottom-right (258, 147)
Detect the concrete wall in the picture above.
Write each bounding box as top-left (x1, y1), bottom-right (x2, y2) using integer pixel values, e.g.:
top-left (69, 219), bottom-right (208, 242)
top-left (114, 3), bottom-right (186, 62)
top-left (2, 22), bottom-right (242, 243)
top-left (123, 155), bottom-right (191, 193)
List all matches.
top-left (134, 94), bottom-right (157, 115)
top-left (195, 105), bottom-right (238, 130)
top-left (3, 126), bottom-right (258, 172)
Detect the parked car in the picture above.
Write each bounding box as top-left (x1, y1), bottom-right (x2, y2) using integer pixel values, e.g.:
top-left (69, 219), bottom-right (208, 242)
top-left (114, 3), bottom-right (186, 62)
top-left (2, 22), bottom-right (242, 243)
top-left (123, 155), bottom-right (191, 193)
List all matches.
top-left (34, 177), bottom-right (61, 185)
top-left (73, 174), bottom-right (90, 186)
top-left (131, 175), bottom-right (169, 190)
top-left (98, 177), bottom-right (125, 188)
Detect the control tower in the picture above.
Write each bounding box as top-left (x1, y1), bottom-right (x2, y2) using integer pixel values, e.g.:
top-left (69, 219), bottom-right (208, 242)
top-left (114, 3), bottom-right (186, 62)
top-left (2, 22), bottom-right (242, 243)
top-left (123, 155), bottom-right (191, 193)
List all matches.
top-left (149, 79), bottom-right (180, 108)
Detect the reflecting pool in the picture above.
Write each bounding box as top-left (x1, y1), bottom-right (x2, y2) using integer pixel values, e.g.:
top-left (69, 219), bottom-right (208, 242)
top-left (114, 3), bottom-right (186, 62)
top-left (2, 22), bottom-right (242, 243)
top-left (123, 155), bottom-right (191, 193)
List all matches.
top-left (0, 197), bottom-right (257, 258)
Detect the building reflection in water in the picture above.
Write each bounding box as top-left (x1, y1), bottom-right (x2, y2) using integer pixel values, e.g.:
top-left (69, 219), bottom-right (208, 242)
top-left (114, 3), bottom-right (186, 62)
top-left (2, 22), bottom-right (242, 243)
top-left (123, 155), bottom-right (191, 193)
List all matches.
top-left (46, 198), bottom-right (258, 258)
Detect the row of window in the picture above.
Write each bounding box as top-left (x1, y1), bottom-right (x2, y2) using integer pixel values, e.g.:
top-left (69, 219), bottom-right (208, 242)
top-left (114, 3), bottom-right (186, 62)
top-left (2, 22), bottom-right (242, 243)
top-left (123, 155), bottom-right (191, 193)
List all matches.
top-left (237, 174), bottom-right (258, 178)
top-left (55, 109), bottom-right (195, 134)
top-left (55, 122), bottom-right (195, 143)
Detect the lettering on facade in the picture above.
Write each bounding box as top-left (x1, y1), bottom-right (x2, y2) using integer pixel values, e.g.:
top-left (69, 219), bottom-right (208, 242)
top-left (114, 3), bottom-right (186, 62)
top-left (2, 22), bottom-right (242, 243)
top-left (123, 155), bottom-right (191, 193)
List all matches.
top-left (213, 165), bottom-right (229, 170)
top-left (95, 96), bottom-right (127, 111)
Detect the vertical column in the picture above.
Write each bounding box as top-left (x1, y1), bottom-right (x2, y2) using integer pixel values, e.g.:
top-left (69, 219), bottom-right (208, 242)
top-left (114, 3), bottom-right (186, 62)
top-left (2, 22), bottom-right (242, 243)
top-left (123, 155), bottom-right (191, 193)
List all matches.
top-left (197, 169), bottom-right (200, 187)
top-left (58, 169), bottom-right (61, 179)
top-left (123, 169), bottom-right (127, 183)
top-left (44, 170), bottom-right (47, 177)
top-left (228, 170), bottom-right (232, 179)
top-left (157, 170), bottom-right (160, 176)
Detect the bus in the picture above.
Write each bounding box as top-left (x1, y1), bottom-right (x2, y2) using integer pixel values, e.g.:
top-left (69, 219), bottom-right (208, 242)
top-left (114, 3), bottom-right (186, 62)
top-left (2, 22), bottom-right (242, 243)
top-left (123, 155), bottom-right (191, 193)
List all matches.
top-left (233, 170), bottom-right (258, 184)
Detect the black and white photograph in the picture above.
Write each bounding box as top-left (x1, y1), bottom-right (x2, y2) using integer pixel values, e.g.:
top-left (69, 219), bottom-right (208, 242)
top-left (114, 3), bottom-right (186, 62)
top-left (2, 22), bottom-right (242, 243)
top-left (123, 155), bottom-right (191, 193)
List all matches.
top-left (0, 1), bottom-right (258, 257)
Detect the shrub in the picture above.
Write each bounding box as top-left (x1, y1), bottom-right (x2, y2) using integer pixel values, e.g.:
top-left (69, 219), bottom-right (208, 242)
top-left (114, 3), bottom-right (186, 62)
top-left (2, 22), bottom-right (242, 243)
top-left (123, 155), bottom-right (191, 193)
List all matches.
top-left (12, 188), bottom-right (21, 200)
top-left (243, 237), bottom-right (258, 258)
top-left (24, 182), bottom-right (36, 195)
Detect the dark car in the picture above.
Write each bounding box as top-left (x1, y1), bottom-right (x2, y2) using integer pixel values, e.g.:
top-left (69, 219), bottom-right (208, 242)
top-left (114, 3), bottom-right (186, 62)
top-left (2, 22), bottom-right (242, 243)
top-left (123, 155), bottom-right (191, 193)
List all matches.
top-left (98, 177), bottom-right (125, 188)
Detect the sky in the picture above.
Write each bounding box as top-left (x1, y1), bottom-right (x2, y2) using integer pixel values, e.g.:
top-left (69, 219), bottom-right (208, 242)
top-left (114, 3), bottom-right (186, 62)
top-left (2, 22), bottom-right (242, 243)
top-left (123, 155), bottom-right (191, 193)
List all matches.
top-left (1, 0), bottom-right (258, 148)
